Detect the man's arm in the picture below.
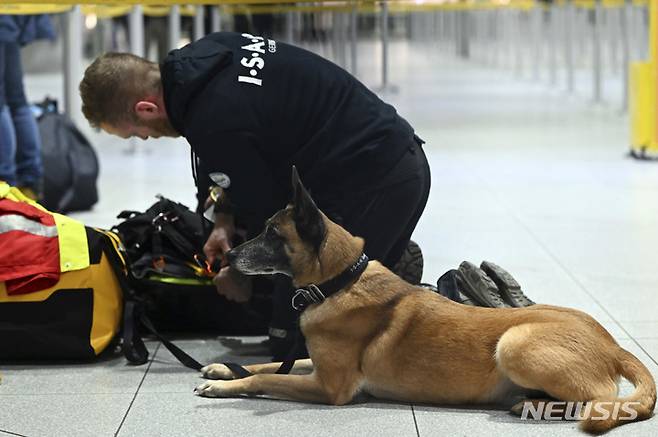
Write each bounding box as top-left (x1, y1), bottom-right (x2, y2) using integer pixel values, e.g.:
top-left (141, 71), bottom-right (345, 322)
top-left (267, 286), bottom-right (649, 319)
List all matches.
top-left (191, 129), bottom-right (283, 302)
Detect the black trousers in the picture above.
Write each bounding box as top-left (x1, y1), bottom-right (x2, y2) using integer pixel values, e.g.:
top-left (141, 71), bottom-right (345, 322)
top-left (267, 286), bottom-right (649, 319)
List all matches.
top-left (269, 138), bottom-right (431, 360)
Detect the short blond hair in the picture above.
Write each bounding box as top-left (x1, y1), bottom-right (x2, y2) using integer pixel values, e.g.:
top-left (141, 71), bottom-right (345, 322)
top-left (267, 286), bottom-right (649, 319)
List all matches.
top-left (79, 52), bottom-right (160, 128)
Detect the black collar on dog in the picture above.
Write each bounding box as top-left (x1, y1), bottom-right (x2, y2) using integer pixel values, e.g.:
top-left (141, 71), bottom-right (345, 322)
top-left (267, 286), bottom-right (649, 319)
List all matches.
top-left (291, 253), bottom-right (369, 311)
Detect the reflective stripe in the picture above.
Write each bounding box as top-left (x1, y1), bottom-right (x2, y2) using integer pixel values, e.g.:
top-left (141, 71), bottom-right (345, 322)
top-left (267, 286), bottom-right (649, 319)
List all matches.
top-left (0, 214), bottom-right (58, 237)
top-left (1, 183), bottom-right (89, 273)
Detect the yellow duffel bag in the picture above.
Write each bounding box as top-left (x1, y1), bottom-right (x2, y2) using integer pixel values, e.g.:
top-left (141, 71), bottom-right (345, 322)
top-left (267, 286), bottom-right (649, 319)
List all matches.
top-left (0, 182), bottom-right (125, 360)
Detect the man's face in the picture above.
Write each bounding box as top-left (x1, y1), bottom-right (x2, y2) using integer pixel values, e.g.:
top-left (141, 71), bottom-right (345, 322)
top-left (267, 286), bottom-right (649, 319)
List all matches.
top-left (100, 117), bottom-right (179, 141)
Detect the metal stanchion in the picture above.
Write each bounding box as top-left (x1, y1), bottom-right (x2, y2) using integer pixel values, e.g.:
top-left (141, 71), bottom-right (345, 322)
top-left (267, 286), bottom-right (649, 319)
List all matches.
top-left (480, 10), bottom-right (484, 65)
top-left (449, 9), bottom-right (456, 56)
top-left (194, 6), bottom-right (205, 41)
top-left (211, 6), bottom-right (221, 33)
top-left (430, 11), bottom-right (439, 48)
top-left (575, 6), bottom-right (584, 64)
top-left (410, 11), bottom-right (418, 41)
top-left (457, 10), bottom-right (469, 58)
top-left (377, 1), bottom-right (396, 92)
top-left (99, 18), bottom-right (113, 53)
top-left (533, 5), bottom-right (542, 80)
top-left (503, 9), bottom-right (514, 70)
top-left (477, 10), bottom-right (485, 62)
top-left (286, 10), bottom-right (294, 43)
top-left (493, 9), bottom-right (501, 67)
top-left (339, 12), bottom-right (347, 67)
top-left (350, 5), bottom-right (358, 75)
top-left (294, 8), bottom-right (302, 47)
top-left (63, 6), bottom-right (83, 127)
top-left (639, 1), bottom-right (649, 60)
top-left (129, 5), bottom-right (145, 57)
top-left (168, 5), bottom-right (181, 50)
top-left (549, 4), bottom-right (557, 86)
top-left (608, 6), bottom-right (619, 76)
top-left (443, 10), bottom-right (450, 54)
top-left (491, 9), bottom-right (498, 66)
top-left (331, 11), bottom-right (339, 64)
top-left (514, 9), bottom-right (523, 77)
top-left (565, 1), bottom-right (574, 93)
top-left (620, 0), bottom-right (631, 112)
top-left (381, 1), bottom-right (389, 86)
top-left (127, 6), bottom-right (145, 154)
top-left (426, 10), bottom-right (434, 43)
top-left (592, 0), bottom-right (603, 102)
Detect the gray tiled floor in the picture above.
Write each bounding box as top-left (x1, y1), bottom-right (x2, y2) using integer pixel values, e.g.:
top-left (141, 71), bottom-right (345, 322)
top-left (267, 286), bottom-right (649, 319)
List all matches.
top-left (3, 35), bottom-right (658, 436)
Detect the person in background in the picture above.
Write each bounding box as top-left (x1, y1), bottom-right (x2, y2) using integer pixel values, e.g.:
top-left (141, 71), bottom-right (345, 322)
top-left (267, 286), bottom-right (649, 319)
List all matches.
top-left (0, 14), bottom-right (55, 200)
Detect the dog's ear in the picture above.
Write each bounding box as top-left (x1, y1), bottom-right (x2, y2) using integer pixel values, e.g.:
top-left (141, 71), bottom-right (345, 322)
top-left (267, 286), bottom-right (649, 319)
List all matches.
top-left (291, 166), bottom-right (326, 252)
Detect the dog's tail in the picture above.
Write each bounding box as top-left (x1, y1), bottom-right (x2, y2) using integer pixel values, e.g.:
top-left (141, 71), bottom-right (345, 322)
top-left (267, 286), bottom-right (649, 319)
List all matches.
top-left (579, 348), bottom-right (656, 434)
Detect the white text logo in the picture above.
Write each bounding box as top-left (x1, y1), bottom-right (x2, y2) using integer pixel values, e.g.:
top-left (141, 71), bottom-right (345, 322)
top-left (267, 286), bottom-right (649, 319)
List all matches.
top-left (520, 401), bottom-right (641, 421)
top-left (237, 33), bottom-right (275, 87)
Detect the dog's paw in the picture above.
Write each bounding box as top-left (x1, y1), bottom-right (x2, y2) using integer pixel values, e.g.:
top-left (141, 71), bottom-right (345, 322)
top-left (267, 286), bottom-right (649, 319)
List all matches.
top-left (194, 380), bottom-right (232, 398)
top-left (200, 363), bottom-right (235, 380)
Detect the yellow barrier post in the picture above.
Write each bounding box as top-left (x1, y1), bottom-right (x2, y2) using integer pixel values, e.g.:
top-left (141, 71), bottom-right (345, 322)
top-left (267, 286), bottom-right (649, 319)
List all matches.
top-left (630, 0), bottom-right (658, 158)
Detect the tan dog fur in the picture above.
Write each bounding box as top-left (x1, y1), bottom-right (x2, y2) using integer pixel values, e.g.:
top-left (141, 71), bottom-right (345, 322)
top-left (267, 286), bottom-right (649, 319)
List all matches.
top-left (196, 182), bottom-right (656, 434)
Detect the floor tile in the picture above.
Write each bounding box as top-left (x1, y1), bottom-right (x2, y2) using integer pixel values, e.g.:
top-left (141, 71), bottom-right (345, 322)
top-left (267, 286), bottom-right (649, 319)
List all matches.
top-left (631, 339), bottom-right (658, 370)
top-left (118, 394), bottom-right (416, 437)
top-left (620, 323), bottom-right (658, 340)
top-left (0, 394), bottom-right (133, 437)
top-left (0, 342), bottom-right (158, 395)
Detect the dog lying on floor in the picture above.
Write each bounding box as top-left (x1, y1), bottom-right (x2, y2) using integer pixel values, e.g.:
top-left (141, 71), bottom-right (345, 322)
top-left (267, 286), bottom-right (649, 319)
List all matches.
top-left (195, 167), bottom-right (656, 434)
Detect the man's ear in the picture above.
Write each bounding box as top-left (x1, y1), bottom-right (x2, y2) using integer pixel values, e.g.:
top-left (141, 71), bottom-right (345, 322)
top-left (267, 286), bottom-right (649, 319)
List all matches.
top-left (291, 166), bottom-right (326, 253)
top-left (134, 100), bottom-right (160, 120)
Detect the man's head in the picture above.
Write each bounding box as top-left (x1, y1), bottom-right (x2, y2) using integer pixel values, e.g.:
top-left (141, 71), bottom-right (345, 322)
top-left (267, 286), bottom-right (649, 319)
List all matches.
top-left (79, 53), bottom-right (179, 140)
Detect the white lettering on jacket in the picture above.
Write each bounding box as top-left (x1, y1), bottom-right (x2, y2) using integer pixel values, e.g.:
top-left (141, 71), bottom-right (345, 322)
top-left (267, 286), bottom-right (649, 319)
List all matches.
top-left (237, 33), bottom-right (275, 87)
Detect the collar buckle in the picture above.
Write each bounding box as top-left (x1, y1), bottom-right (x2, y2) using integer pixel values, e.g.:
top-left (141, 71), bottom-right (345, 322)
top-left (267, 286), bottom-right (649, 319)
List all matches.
top-left (291, 284), bottom-right (325, 311)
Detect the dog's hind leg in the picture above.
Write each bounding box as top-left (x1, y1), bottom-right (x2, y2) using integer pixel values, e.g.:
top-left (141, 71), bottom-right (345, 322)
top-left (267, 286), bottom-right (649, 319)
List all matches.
top-left (195, 372), bottom-right (332, 403)
top-left (201, 359), bottom-right (314, 380)
top-left (496, 323), bottom-right (622, 428)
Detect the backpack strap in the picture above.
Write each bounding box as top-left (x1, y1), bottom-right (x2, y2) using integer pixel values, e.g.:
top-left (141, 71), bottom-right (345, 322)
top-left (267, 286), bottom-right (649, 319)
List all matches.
top-left (96, 229), bottom-right (251, 376)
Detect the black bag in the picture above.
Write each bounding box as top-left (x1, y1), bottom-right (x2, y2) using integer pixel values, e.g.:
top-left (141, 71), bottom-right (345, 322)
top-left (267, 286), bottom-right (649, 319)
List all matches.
top-left (113, 196), bottom-right (270, 334)
top-left (35, 98), bottom-right (99, 213)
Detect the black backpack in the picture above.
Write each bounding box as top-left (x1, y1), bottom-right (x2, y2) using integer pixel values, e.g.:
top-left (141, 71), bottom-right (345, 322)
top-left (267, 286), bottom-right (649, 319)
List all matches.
top-left (35, 98), bottom-right (99, 213)
top-left (113, 196), bottom-right (271, 335)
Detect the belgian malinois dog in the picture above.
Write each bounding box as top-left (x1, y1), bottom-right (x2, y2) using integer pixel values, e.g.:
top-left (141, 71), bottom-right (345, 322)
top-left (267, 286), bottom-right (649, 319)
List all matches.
top-left (195, 167), bottom-right (656, 434)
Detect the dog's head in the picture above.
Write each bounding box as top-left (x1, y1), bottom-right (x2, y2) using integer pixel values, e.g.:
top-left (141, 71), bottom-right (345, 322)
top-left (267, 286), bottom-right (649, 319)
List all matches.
top-left (227, 166), bottom-right (364, 286)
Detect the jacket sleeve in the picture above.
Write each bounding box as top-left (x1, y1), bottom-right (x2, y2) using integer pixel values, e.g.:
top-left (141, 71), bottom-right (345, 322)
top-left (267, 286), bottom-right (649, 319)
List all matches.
top-left (189, 129), bottom-right (285, 223)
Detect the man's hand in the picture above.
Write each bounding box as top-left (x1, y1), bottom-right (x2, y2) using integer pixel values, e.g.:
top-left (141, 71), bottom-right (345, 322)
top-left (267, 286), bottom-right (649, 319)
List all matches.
top-left (213, 266), bottom-right (252, 303)
top-left (203, 213), bottom-right (235, 266)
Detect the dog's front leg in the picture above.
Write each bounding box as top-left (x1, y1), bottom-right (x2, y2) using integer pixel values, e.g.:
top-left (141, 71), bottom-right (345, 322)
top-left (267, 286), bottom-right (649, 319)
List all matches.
top-left (201, 358), bottom-right (314, 380)
top-left (195, 373), bottom-right (331, 403)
